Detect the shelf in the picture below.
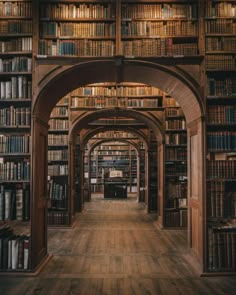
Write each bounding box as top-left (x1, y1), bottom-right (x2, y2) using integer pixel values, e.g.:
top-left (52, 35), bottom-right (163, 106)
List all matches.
top-left (0, 180), bottom-right (30, 184)
top-left (0, 153), bottom-right (30, 157)
top-left (40, 18), bottom-right (115, 22)
top-left (0, 52), bottom-right (32, 56)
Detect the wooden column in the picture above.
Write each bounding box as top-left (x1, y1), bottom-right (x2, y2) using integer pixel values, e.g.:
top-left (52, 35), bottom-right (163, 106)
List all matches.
top-left (187, 118), bottom-right (205, 272)
top-left (30, 115), bottom-right (49, 270)
top-left (158, 143), bottom-right (165, 227)
top-left (136, 154), bottom-right (140, 201)
top-left (69, 140), bottom-right (74, 222)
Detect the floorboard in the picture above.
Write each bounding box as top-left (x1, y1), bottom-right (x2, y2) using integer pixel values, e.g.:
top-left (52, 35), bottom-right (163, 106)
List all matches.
top-left (0, 196), bottom-right (236, 295)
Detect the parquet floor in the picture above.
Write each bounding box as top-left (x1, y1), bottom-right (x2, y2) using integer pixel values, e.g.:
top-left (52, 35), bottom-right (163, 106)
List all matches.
top-left (0, 196), bottom-right (236, 295)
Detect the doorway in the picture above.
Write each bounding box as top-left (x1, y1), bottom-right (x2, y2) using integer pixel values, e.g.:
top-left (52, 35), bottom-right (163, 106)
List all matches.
top-left (31, 60), bottom-right (205, 272)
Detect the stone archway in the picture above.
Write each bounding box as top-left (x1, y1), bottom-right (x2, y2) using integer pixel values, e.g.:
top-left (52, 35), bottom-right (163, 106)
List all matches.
top-left (31, 59), bottom-right (205, 272)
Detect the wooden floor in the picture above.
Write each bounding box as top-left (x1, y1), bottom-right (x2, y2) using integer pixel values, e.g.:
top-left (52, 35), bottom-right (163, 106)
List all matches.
top-left (1, 196), bottom-right (236, 295)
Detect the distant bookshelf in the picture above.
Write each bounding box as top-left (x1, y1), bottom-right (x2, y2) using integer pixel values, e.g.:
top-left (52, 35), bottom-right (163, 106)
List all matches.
top-left (47, 97), bottom-right (69, 226)
top-left (164, 96), bottom-right (187, 228)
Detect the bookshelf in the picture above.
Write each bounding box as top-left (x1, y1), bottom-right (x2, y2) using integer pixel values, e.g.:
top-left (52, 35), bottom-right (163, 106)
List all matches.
top-left (0, 0), bottom-right (32, 272)
top-left (38, 0), bottom-right (200, 58)
top-left (205, 0), bottom-right (236, 273)
top-left (47, 96), bottom-right (70, 226)
top-left (38, 1), bottom-right (116, 57)
top-left (0, 0), bottom-right (234, 276)
top-left (121, 1), bottom-right (199, 57)
top-left (163, 96), bottom-right (187, 228)
top-left (89, 139), bottom-right (138, 196)
top-left (70, 83), bottom-right (163, 110)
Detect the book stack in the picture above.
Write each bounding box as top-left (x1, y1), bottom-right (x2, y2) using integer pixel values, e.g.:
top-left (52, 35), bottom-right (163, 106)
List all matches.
top-left (0, 226), bottom-right (30, 271)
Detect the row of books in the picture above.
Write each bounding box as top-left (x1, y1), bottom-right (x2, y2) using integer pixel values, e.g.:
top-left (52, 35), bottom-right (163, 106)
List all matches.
top-left (166, 197), bottom-right (187, 209)
top-left (71, 85), bottom-right (163, 97)
top-left (49, 118), bottom-right (69, 130)
top-left (165, 107), bottom-right (184, 117)
top-left (90, 183), bottom-right (103, 193)
top-left (205, 1), bottom-right (236, 18)
top-left (39, 39), bottom-right (115, 57)
top-left (208, 225), bottom-right (236, 271)
top-left (48, 134), bottom-right (68, 146)
top-left (48, 180), bottom-right (68, 203)
top-left (0, 185), bottom-right (30, 221)
top-left (165, 119), bottom-right (186, 130)
top-left (0, 226), bottom-right (30, 270)
top-left (165, 133), bottom-right (187, 145)
top-left (165, 162), bottom-right (187, 175)
top-left (0, 76), bottom-right (32, 100)
top-left (48, 150), bottom-right (68, 161)
top-left (0, 20), bottom-right (32, 34)
top-left (40, 3), bottom-right (115, 19)
top-left (94, 131), bottom-right (136, 139)
top-left (48, 164), bottom-right (68, 176)
top-left (121, 3), bottom-right (197, 20)
top-left (206, 37), bottom-right (236, 53)
top-left (0, 37), bottom-right (32, 53)
top-left (0, 57), bottom-right (32, 73)
top-left (98, 145), bottom-right (130, 151)
top-left (165, 147), bottom-right (187, 161)
top-left (164, 208), bottom-right (187, 227)
top-left (39, 22), bottom-right (116, 38)
top-left (71, 96), bottom-right (162, 108)
top-left (123, 39), bottom-right (198, 57)
top-left (207, 77), bottom-right (236, 97)
top-left (207, 132), bottom-right (236, 150)
top-left (207, 105), bottom-right (236, 124)
top-left (95, 150), bottom-right (131, 156)
top-left (48, 210), bottom-right (69, 226)
top-left (166, 181), bottom-right (187, 199)
top-left (0, 159), bottom-right (30, 181)
top-left (50, 106), bottom-right (68, 117)
top-left (121, 20), bottom-right (198, 37)
top-left (0, 2), bottom-right (32, 17)
top-left (163, 97), bottom-right (179, 107)
top-left (207, 160), bottom-right (236, 179)
top-left (0, 107), bottom-right (31, 127)
top-left (205, 19), bottom-right (236, 34)
top-left (207, 181), bottom-right (236, 218)
top-left (0, 134), bottom-right (30, 154)
top-left (97, 155), bottom-right (130, 161)
top-left (205, 55), bottom-right (236, 70)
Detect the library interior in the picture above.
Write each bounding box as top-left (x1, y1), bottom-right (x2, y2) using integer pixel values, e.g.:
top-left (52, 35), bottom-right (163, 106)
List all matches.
top-left (0, 0), bottom-right (236, 294)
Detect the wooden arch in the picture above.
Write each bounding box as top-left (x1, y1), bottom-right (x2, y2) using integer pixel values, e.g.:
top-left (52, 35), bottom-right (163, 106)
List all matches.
top-left (31, 59), bottom-right (205, 272)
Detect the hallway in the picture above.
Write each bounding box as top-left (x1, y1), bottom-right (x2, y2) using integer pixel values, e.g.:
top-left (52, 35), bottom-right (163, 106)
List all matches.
top-left (1, 197), bottom-right (236, 295)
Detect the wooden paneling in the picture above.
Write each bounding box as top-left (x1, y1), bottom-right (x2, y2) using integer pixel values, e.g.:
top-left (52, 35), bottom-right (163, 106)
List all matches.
top-left (31, 117), bottom-right (48, 269)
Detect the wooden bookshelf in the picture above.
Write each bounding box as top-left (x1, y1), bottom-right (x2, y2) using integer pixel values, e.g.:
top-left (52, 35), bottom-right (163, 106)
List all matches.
top-left (88, 140), bottom-right (138, 195)
top-left (47, 96), bottom-right (70, 227)
top-left (204, 0), bottom-right (236, 274)
top-left (0, 0), bottom-right (32, 272)
top-left (0, 0), bottom-right (235, 276)
top-left (162, 96), bottom-right (188, 228)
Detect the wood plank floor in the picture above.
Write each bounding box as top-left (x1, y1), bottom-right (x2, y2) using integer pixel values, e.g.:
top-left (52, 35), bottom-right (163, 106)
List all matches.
top-left (1, 196), bottom-right (236, 295)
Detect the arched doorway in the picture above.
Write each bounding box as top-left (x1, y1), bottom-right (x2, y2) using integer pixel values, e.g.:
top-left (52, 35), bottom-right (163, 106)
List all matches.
top-left (69, 108), bottom-right (164, 215)
top-left (31, 60), bottom-right (205, 272)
